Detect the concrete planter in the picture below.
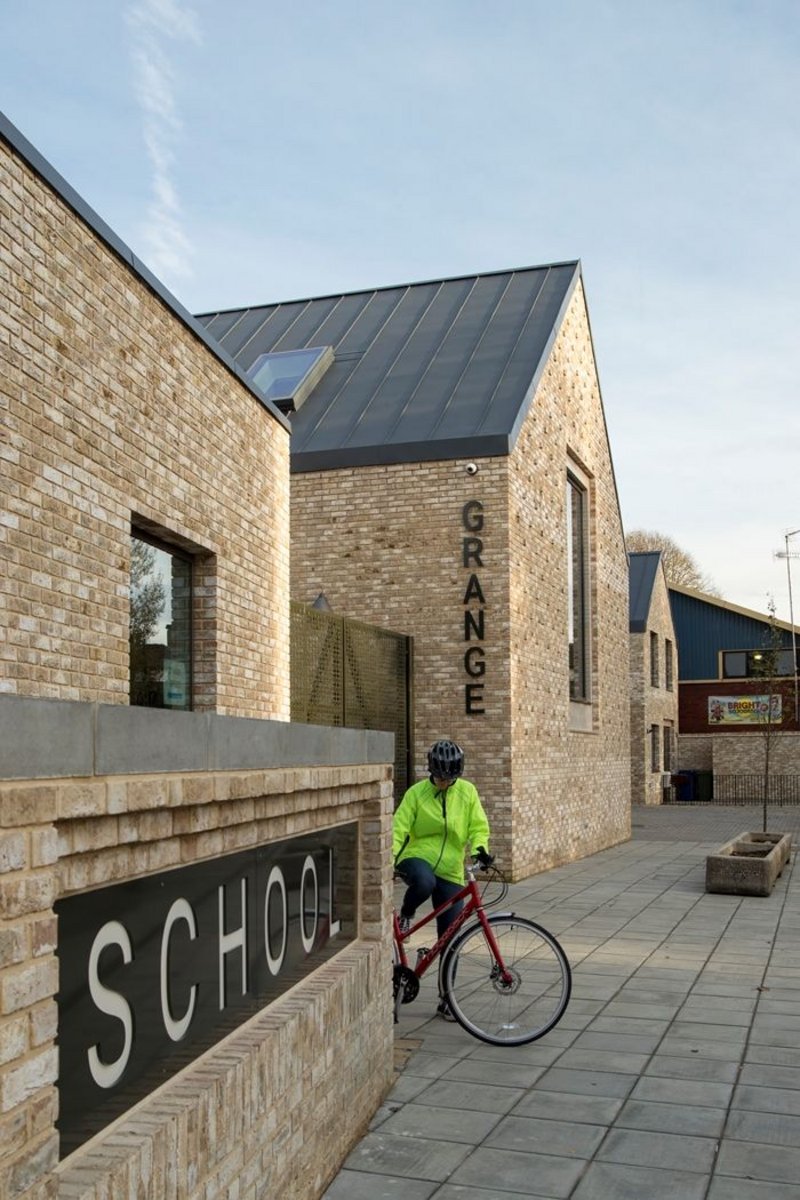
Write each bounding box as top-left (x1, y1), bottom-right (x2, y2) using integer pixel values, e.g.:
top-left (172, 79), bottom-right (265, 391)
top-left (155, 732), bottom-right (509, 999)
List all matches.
top-left (706, 831), bottom-right (793, 897)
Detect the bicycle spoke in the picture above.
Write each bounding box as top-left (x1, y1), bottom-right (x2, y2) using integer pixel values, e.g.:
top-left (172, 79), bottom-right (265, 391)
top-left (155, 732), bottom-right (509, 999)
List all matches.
top-left (442, 916), bottom-right (571, 1046)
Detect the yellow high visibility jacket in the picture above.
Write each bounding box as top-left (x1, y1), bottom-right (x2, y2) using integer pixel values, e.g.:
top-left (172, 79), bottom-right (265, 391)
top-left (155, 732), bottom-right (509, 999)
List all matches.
top-left (392, 777), bottom-right (490, 885)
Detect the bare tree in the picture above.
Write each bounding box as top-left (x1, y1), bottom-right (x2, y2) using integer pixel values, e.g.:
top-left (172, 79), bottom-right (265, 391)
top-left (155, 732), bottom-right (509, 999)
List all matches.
top-left (626, 529), bottom-right (719, 594)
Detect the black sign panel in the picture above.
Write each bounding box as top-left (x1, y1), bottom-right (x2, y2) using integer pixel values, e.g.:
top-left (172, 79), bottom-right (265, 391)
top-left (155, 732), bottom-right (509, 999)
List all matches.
top-left (55, 825), bottom-right (357, 1156)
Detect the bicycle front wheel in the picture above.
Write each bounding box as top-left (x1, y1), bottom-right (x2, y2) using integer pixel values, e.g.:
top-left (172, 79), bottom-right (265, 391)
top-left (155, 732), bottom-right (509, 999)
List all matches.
top-left (441, 915), bottom-right (571, 1046)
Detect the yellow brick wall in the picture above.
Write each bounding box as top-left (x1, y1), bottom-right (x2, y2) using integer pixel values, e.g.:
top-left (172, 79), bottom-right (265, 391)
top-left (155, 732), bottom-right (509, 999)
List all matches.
top-left (1, 762), bottom-right (394, 1200)
top-left (291, 457), bottom-right (512, 850)
top-left (1, 127), bottom-right (395, 1200)
top-left (507, 282), bottom-right (630, 872)
top-left (0, 139), bottom-right (290, 718)
top-left (629, 565), bottom-right (680, 805)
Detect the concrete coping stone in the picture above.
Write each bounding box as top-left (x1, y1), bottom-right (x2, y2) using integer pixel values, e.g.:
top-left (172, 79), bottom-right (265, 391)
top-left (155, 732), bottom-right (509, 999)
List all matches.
top-left (0, 694), bottom-right (395, 780)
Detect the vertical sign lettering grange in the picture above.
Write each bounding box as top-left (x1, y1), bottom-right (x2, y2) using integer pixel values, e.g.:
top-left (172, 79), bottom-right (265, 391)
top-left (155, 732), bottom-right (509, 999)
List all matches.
top-left (462, 500), bottom-right (486, 715)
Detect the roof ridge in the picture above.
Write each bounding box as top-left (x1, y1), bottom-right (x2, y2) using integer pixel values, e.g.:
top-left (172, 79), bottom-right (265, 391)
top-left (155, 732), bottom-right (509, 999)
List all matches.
top-left (195, 261), bottom-right (582, 319)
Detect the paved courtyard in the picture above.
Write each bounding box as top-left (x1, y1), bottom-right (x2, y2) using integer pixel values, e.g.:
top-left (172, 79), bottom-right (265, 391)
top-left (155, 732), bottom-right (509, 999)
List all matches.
top-left (325, 804), bottom-right (800, 1199)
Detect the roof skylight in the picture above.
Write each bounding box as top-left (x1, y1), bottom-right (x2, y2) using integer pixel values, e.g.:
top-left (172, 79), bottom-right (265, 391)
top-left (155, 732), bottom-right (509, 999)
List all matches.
top-left (247, 345), bottom-right (333, 412)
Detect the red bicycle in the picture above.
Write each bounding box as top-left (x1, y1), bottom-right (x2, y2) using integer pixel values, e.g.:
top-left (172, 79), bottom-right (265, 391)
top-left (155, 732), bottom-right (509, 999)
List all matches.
top-left (392, 860), bottom-right (571, 1046)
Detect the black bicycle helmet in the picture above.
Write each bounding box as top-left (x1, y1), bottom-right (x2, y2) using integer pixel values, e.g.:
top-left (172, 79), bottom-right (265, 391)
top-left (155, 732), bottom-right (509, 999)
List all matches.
top-left (427, 739), bottom-right (464, 781)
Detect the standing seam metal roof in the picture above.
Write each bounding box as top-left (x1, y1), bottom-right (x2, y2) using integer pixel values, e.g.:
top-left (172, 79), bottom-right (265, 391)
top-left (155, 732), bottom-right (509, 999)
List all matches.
top-left (197, 262), bottom-right (581, 472)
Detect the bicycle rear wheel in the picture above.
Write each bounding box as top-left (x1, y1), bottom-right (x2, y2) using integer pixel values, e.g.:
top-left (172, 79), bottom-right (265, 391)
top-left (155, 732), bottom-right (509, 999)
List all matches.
top-left (441, 914), bottom-right (571, 1046)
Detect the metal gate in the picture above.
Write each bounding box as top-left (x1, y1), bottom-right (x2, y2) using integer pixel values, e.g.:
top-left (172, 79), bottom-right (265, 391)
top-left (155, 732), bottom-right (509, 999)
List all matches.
top-left (290, 602), bottom-right (412, 799)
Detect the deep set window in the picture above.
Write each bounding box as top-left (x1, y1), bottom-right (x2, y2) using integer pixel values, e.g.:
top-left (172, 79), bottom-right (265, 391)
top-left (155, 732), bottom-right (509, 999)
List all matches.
top-left (650, 631), bottom-right (659, 686)
top-left (567, 473), bottom-right (590, 702)
top-left (650, 724), bottom-right (661, 772)
top-left (130, 530), bottom-right (192, 710)
top-left (665, 639), bottom-right (674, 690)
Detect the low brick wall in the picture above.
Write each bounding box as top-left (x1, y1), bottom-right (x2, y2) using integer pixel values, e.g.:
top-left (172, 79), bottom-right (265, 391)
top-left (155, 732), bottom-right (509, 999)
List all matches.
top-left (0, 698), bottom-right (394, 1200)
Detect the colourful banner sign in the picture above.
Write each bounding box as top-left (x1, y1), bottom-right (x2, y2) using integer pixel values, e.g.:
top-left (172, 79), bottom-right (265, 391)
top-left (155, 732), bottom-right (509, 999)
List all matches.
top-left (708, 695), bottom-right (782, 724)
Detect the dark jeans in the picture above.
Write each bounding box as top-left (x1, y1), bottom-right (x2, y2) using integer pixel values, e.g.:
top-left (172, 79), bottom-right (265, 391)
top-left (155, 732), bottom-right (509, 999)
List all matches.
top-left (396, 857), bottom-right (464, 939)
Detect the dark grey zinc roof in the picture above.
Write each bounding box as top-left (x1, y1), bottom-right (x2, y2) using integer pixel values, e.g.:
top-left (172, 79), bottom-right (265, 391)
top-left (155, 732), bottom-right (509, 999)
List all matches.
top-left (628, 551), bottom-right (662, 632)
top-left (197, 262), bottom-right (580, 473)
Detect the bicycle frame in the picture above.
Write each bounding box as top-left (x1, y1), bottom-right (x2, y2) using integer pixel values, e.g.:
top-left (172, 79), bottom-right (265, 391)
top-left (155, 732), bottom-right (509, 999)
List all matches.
top-left (393, 869), bottom-right (512, 984)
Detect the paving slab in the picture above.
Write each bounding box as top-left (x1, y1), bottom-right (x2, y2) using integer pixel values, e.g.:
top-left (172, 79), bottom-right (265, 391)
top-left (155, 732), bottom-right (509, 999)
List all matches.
top-left (707, 1181), bottom-right (800, 1200)
top-left (323, 1171), bottom-right (437, 1200)
top-left (656, 1032), bottom-right (745, 1060)
top-left (596, 1127), bottom-right (717, 1173)
top-left (340, 1132), bottom-right (473, 1182)
top-left (554, 1047), bottom-right (651, 1074)
top-left (570, 1161), bottom-right (708, 1200)
top-left (733, 1084), bottom-right (800, 1116)
top-left (614, 1097), bottom-right (726, 1137)
top-left (586, 1014), bottom-right (669, 1036)
top-left (324, 805), bottom-right (800, 1200)
top-left (433, 1188), bottom-right (537, 1200)
top-left (441, 1058), bottom-right (547, 1088)
top-left (740, 1063), bottom-right (800, 1090)
top-left (532, 1068), bottom-right (637, 1099)
top-left (716, 1139), bottom-right (800, 1184)
top-left (642, 1053), bottom-right (740, 1083)
top-left (485, 1113), bottom-right (606, 1158)
top-left (378, 1102), bottom-right (502, 1145)
top-left (725, 1107), bottom-right (800, 1148)
top-left (414, 1078), bottom-right (526, 1114)
top-left (447, 1145), bottom-right (588, 1197)
top-left (746, 1044), bottom-right (800, 1068)
top-left (510, 1089), bottom-right (625, 1126)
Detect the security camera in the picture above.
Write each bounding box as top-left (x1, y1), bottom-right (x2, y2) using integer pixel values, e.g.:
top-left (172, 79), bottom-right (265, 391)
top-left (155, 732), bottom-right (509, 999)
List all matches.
top-left (465, 462), bottom-right (478, 475)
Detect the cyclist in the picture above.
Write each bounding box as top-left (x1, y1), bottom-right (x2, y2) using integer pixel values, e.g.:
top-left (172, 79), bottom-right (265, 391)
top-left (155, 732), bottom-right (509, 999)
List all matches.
top-left (393, 738), bottom-right (491, 1019)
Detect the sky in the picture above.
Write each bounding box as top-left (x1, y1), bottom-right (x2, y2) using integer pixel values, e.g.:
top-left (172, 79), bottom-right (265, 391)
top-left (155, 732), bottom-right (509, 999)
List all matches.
top-left (3, 0), bottom-right (800, 619)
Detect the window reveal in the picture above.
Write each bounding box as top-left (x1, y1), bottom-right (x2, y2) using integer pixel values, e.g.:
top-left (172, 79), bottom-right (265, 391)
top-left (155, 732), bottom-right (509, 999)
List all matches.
top-left (650, 631), bottom-right (659, 687)
top-left (650, 724), bottom-right (661, 773)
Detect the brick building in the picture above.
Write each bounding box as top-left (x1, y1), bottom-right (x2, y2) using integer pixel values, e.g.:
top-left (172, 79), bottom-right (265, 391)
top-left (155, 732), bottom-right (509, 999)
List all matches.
top-left (0, 113), bottom-right (393, 1199)
top-left (199, 263), bottom-right (632, 878)
top-left (670, 584), bottom-right (800, 799)
top-left (628, 552), bottom-right (679, 805)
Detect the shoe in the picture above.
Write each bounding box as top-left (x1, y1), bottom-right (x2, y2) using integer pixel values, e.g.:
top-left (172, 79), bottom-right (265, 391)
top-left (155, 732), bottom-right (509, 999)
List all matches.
top-left (436, 1000), bottom-right (456, 1022)
top-left (397, 914), bottom-right (412, 935)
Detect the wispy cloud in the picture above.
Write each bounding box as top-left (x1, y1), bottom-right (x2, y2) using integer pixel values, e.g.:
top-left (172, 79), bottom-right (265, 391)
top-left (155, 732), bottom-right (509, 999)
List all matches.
top-left (126, 0), bottom-right (201, 291)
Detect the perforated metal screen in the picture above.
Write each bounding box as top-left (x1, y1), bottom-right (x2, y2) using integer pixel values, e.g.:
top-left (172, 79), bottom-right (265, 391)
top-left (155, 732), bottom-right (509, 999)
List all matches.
top-left (290, 603), bottom-right (412, 799)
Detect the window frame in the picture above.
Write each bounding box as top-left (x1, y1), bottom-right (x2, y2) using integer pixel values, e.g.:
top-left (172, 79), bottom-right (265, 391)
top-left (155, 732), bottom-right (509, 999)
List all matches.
top-left (566, 471), bottom-right (591, 707)
top-left (721, 647), bottom-right (796, 679)
top-left (129, 526), bottom-right (194, 712)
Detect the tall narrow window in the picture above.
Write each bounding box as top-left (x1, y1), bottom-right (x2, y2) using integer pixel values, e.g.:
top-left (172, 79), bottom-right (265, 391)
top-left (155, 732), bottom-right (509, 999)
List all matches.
top-left (665, 639), bottom-right (674, 690)
top-left (650, 725), bottom-right (661, 772)
top-left (130, 530), bottom-right (192, 710)
top-left (650, 631), bottom-right (659, 686)
top-left (663, 724), bottom-right (673, 771)
top-left (567, 473), bottom-right (590, 702)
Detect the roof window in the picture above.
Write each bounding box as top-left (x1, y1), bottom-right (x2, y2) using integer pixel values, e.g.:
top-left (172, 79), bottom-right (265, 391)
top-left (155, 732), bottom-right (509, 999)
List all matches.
top-left (247, 345), bottom-right (333, 413)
